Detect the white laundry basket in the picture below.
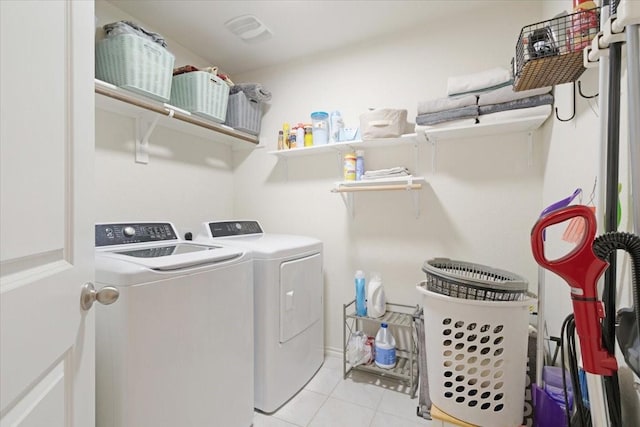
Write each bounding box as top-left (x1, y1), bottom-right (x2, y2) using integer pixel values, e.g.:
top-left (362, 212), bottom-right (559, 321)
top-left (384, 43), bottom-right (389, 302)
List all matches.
top-left (417, 281), bottom-right (534, 427)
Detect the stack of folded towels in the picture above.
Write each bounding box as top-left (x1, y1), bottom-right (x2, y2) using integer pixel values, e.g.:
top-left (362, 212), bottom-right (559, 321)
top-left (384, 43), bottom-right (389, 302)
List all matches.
top-left (361, 167), bottom-right (411, 181)
top-left (416, 67), bottom-right (553, 129)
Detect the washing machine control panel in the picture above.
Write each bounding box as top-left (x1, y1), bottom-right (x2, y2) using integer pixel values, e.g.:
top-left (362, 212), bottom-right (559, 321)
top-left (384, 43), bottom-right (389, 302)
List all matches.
top-left (95, 223), bottom-right (178, 246)
top-left (209, 221), bottom-right (263, 237)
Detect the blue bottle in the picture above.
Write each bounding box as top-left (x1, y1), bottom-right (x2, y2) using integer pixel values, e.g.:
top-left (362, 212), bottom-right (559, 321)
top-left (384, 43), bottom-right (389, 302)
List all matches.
top-left (355, 270), bottom-right (367, 316)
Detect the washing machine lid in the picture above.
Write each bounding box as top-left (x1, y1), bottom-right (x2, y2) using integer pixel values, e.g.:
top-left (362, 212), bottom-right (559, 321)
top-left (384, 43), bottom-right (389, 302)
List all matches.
top-left (98, 243), bottom-right (242, 271)
top-left (199, 221), bottom-right (322, 259)
top-left (95, 222), bottom-right (244, 271)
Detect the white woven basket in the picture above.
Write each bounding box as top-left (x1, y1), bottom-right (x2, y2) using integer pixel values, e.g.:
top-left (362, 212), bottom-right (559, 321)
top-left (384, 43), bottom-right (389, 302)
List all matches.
top-left (95, 34), bottom-right (174, 102)
top-left (417, 283), bottom-right (534, 427)
top-left (170, 72), bottom-right (230, 123)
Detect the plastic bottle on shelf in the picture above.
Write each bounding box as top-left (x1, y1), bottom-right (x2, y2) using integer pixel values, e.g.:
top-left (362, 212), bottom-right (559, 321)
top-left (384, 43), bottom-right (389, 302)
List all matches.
top-left (355, 150), bottom-right (365, 181)
top-left (355, 270), bottom-right (367, 317)
top-left (282, 123), bottom-right (290, 149)
top-left (289, 127), bottom-right (297, 148)
top-left (304, 125), bottom-right (313, 147)
top-left (330, 110), bottom-right (344, 143)
top-left (296, 123), bottom-right (305, 147)
top-left (366, 272), bottom-right (386, 318)
top-left (311, 111), bottom-right (329, 145)
top-left (344, 152), bottom-right (356, 181)
top-left (277, 130), bottom-right (284, 150)
top-left (375, 323), bottom-right (396, 369)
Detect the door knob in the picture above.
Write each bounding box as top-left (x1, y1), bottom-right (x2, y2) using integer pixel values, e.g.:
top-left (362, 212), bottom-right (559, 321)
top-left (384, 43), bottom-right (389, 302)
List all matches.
top-left (80, 282), bottom-right (119, 311)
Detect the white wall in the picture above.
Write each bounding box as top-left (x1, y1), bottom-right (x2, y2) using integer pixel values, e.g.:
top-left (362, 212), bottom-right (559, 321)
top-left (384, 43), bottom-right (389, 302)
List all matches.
top-left (94, 1), bottom-right (237, 233)
top-left (234, 2), bottom-right (545, 353)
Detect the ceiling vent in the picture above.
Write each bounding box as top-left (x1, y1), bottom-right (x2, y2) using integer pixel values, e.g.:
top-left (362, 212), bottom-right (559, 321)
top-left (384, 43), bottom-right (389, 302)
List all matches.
top-left (224, 15), bottom-right (272, 44)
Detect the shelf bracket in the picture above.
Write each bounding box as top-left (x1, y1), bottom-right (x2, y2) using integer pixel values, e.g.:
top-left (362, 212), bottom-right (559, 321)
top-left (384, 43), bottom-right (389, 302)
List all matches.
top-left (413, 143), bottom-right (420, 176)
top-left (135, 112), bottom-right (168, 164)
top-left (430, 137), bottom-right (438, 174)
top-left (338, 192), bottom-right (355, 218)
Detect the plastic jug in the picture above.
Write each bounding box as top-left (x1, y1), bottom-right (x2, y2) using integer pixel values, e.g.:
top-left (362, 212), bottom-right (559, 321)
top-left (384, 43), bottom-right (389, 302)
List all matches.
top-left (374, 323), bottom-right (396, 369)
top-left (311, 111), bottom-right (329, 145)
top-left (367, 273), bottom-right (386, 318)
top-left (355, 270), bottom-right (367, 316)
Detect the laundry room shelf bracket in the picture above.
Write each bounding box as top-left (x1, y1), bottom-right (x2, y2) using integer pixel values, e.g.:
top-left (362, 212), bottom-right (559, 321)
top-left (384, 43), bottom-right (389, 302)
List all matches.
top-left (135, 112), bottom-right (166, 164)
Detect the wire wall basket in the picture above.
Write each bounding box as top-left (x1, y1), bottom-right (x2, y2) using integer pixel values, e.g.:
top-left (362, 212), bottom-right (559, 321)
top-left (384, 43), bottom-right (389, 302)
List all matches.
top-left (513, 7), bottom-right (600, 91)
top-left (421, 258), bottom-right (529, 301)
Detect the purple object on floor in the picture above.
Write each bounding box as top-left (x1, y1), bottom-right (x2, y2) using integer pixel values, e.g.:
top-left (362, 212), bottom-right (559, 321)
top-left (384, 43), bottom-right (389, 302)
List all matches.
top-left (533, 384), bottom-right (569, 427)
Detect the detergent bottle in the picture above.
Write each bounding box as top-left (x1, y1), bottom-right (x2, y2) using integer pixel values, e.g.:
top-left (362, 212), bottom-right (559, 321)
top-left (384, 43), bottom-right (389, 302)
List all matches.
top-left (366, 272), bottom-right (386, 318)
top-left (374, 323), bottom-right (396, 369)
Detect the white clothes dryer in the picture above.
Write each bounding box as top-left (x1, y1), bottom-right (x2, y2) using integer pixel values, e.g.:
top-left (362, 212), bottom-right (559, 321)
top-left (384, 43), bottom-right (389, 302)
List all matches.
top-left (95, 222), bottom-right (254, 427)
top-left (195, 220), bottom-right (324, 413)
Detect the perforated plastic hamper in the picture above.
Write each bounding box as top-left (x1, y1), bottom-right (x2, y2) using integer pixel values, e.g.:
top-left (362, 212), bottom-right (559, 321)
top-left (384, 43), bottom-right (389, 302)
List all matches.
top-left (416, 283), bottom-right (534, 427)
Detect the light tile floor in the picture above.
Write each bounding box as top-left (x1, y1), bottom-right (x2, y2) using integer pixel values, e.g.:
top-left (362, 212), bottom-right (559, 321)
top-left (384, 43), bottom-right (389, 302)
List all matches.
top-left (253, 355), bottom-right (438, 427)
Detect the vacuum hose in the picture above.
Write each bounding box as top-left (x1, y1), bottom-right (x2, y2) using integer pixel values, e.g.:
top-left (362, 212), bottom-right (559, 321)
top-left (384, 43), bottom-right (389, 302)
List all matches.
top-left (592, 231), bottom-right (640, 377)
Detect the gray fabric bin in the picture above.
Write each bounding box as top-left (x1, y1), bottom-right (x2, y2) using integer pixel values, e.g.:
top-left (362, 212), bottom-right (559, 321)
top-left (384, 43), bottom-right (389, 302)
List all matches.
top-left (224, 92), bottom-right (262, 135)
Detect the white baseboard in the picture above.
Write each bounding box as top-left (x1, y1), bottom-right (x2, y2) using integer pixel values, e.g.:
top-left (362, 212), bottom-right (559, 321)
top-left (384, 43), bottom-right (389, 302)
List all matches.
top-left (324, 346), bottom-right (343, 360)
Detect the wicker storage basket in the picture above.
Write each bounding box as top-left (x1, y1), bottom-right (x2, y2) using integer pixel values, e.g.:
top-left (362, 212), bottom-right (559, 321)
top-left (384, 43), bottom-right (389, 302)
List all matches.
top-left (95, 34), bottom-right (175, 102)
top-left (169, 72), bottom-right (230, 123)
top-left (224, 92), bottom-right (263, 135)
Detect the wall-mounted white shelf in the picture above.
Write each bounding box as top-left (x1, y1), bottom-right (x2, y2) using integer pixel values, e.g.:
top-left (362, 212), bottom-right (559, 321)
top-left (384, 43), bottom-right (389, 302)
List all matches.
top-left (331, 176), bottom-right (426, 193)
top-left (419, 113), bottom-right (551, 170)
top-left (95, 79), bottom-right (259, 163)
top-left (331, 176), bottom-right (427, 218)
top-left (420, 114), bottom-right (550, 143)
top-left (268, 133), bottom-right (418, 158)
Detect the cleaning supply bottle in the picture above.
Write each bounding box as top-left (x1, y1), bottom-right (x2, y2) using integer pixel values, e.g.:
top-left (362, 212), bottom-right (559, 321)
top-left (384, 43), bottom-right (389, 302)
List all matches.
top-left (296, 123), bottom-right (305, 147)
top-left (355, 270), bottom-right (367, 316)
top-left (355, 150), bottom-right (365, 181)
top-left (366, 272), bottom-right (386, 318)
top-left (375, 323), bottom-right (396, 369)
top-left (282, 123), bottom-right (290, 148)
top-left (344, 152), bottom-right (356, 181)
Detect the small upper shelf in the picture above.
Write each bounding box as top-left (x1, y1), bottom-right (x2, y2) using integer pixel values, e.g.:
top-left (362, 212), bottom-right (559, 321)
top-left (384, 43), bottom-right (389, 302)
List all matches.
top-left (268, 133), bottom-right (418, 158)
top-left (94, 79), bottom-right (259, 150)
top-left (331, 176), bottom-right (427, 193)
top-left (420, 114), bottom-right (550, 143)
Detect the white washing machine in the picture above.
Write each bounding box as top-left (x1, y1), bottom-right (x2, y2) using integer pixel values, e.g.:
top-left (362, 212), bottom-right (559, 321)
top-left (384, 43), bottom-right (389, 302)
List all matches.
top-left (195, 220), bottom-right (324, 413)
top-left (95, 222), bottom-right (254, 427)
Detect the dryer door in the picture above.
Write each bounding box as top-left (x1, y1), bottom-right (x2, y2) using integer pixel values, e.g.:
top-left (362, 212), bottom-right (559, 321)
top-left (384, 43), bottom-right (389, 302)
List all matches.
top-left (279, 253), bottom-right (322, 343)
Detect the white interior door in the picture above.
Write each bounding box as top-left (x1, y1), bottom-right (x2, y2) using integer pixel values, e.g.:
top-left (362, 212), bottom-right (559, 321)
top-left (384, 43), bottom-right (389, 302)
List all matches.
top-left (0, 1), bottom-right (95, 426)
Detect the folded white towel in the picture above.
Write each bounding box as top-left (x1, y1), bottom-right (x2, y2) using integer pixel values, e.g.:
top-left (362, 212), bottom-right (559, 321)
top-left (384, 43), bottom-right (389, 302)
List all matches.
top-left (361, 173), bottom-right (411, 181)
top-left (363, 167), bottom-right (410, 178)
top-left (478, 85), bottom-right (552, 106)
top-left (417, 95), bottom-right (477, 115)
top-left (447, 67), bottom-right (512, 97)
top-left (477, 104), bottom-right (552, 124)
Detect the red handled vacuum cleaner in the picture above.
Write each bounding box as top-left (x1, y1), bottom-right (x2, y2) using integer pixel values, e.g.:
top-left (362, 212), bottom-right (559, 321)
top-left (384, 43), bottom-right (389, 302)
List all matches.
top-left (531, 205), bottom-right (640, 426)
